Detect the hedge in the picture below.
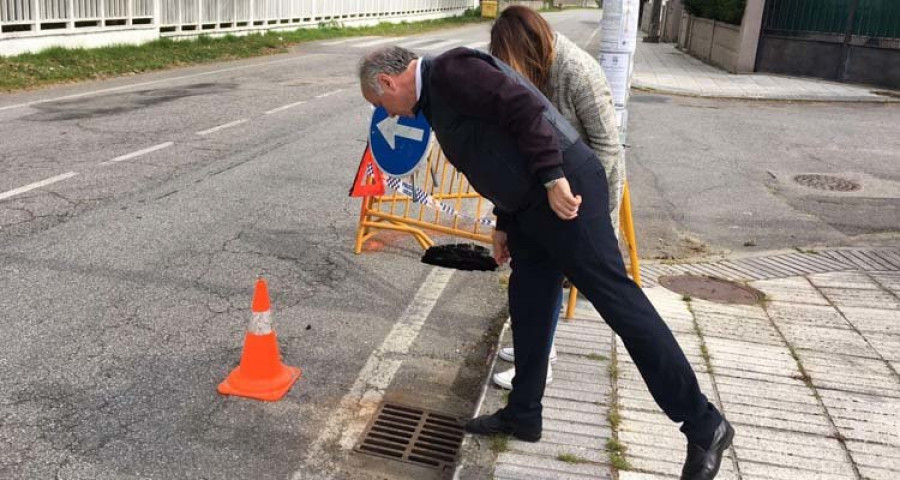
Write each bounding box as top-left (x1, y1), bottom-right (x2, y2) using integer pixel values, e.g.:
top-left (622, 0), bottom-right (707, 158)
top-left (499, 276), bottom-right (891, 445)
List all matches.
top-left (684, 0), bottom-right (747, 25)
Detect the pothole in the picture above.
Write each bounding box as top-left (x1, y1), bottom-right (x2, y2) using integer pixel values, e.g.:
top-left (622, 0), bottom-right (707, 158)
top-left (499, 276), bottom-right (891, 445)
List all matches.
top-left (659, 275), bottom-right (765, 305)
top-left (793, 174), bottom-right (861, 192)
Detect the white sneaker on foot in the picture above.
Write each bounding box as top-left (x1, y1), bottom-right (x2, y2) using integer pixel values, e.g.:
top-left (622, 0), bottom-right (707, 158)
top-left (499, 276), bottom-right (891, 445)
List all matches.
top-left (492, 364), bottom-right (553, 390)
top-left (498, 344), bottom-right (557, 364)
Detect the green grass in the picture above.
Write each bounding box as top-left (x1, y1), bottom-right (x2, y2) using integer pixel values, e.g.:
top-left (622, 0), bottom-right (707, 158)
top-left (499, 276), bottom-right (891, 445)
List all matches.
top-left (607, 360), bottom-right (618, 378)
top-left (607, 402), bottom-right (621, 430)
top-left (490, 434), bottom-right (510, 453)
top-left (587, 353), bottom-right (608, 361)
top-left (0, 9), bottom-right (486, 92)
top-left (606, 438), bottom-right (631, 471)
top-left (557, 453), bottom-right (589, 464)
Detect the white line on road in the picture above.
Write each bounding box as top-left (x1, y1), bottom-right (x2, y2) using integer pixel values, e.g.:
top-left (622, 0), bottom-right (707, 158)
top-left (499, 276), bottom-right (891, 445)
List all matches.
top-left (196, 119), bottom-right (248, 136)
top-left (0, 55), bottom-right (326, 113)
top-left (0, 172), bottom-right (79, 202)
top-left (420, 39), bottom-right (461, 51)
top-left (264, 100), bottom-right (307, 115)
top-left (314, 89), bottom-right (343, 99)
top-left (352, 37), bottom-right (407, 48)
top-left (464, 41), bottom-right (488, 51)
top-left (101, 142), bottom-right (174, 165)
top-left (396, 37), bottom-right (439, 48)
top-left (297, 267), bottom-right (454, 477)
top-left (320, 36), bottom-right (377, 46)
top-left (585, 25), bottom-right (601, 48)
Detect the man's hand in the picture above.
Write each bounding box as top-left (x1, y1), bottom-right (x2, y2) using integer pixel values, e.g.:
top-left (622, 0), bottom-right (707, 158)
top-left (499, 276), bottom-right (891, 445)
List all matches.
top-left (492, 230), bottom-right (510, 265)
top-left (547, 178), bottom-right (582, 220)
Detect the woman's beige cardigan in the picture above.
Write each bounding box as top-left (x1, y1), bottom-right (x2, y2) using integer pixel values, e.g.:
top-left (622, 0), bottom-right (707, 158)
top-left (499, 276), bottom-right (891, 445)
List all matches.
top-left (547, 33), bottom-right (625, 235)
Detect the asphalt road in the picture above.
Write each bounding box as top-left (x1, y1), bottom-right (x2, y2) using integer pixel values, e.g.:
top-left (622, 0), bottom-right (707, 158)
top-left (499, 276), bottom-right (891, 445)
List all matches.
top-left (1, 8), bottom-right (898, 480)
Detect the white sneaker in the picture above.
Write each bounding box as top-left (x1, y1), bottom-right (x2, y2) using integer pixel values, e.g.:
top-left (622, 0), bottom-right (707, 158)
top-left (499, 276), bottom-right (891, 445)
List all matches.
top-left (492, 364), bottom-right (553, 390)
top-left (498, 344), bottom-right (558, 364)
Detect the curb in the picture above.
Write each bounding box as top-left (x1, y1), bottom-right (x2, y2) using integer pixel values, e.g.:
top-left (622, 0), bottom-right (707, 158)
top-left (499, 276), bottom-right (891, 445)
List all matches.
top-left (632, 83), bottom-right (900, 103)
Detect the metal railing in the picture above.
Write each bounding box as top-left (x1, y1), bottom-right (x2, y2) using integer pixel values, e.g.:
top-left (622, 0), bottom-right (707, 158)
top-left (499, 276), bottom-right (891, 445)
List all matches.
top-left (1, 0), bottom-right (476, 35)
top-left (763, 0), bottom-right (900, 40)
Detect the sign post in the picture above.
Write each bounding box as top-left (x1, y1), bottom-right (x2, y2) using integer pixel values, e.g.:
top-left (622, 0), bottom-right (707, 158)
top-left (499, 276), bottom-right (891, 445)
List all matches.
top-left (598, 0), bottom-right (641, 144)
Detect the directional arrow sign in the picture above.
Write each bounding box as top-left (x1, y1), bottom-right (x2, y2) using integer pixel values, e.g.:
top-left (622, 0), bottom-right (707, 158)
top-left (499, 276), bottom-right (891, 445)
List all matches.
top-left (369, 106), bottom-right (433, 178)
top-left (377, 115), bottom-right (425, 149)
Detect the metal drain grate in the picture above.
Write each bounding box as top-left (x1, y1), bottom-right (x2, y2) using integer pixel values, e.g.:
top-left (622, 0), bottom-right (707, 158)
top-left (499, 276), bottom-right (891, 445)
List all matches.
top-left (793, 174), bottom-right (861, 192)
top-left (659, 275), bottom-right (765, 305)
top-left (355, 403), bottom-right (465, 470)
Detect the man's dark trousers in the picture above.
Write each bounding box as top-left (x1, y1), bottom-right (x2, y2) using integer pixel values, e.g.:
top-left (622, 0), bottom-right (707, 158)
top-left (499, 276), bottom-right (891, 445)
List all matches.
top-left (502, 143), bottom-right (723, 446)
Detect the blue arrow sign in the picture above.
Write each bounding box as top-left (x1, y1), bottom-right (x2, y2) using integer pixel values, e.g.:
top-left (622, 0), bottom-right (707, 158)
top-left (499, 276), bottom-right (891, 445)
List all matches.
top-left (369, 106), bottom-right (433, 178)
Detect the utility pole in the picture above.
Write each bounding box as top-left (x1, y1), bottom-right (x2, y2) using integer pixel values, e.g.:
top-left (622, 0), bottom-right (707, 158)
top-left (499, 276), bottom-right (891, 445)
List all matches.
top-left (597, 0), bottom-right (641, 144)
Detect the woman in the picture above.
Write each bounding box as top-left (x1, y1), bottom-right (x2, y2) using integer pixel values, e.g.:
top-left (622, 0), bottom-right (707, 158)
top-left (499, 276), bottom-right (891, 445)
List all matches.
top-left (488, 5), bottom-right (625, 390)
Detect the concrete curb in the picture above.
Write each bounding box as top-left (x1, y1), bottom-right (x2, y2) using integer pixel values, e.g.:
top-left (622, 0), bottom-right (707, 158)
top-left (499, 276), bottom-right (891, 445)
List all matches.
top-left (632, 83), bottom-right (900, 103)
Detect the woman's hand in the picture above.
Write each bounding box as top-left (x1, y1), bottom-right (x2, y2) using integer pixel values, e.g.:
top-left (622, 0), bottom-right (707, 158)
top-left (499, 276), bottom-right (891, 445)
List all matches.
top-left (492, 230), bottom-right (510, 265)
top-left (547, 178), bottom-right (582, 220)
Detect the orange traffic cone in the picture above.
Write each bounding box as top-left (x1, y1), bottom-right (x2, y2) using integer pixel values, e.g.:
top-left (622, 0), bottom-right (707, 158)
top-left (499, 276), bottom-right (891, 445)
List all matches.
top-left (218, 278), bottom-right (301, 401)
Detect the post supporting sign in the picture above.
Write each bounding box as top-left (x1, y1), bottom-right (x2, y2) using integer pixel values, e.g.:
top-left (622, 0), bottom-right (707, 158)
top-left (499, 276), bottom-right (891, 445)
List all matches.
top-left (598, 0), bottom-right (641, 143)
top-left (369, 107), bottom-right (433, 178)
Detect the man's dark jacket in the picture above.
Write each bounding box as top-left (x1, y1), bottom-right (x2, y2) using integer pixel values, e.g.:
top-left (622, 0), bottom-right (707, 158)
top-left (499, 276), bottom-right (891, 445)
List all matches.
top-left (414, 48), bottom-right (594, 229)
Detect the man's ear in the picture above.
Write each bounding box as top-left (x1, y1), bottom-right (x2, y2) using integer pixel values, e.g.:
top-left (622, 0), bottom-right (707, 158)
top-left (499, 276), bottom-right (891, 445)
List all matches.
top-left (377, 73), bottom-right (394, 93)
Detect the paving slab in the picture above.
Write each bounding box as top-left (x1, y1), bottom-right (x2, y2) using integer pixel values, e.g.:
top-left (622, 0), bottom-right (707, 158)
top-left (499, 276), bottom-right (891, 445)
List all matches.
top-left (465, 250), bottom-right (900, 480)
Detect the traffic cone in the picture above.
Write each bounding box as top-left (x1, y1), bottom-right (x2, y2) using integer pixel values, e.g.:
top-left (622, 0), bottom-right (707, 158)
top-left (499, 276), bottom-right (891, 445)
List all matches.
top-left (218, 278), bottom-right (301, 401)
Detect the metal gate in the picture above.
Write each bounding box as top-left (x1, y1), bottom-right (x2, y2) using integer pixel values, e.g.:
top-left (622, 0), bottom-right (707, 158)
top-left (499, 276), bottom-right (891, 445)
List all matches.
top-left (755, 0), bottom-right (900, 89)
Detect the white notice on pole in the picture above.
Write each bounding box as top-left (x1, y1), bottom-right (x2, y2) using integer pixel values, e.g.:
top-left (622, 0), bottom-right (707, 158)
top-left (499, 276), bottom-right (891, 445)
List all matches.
top-left (600, 0), bottom-right (641, 53)
top-left (599, 52), bottom-right (632, 109)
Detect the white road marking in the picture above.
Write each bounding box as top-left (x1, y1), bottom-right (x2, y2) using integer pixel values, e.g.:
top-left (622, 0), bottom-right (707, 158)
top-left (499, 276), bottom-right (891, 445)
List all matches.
top-left (320, 36), bottom-right (377, 46)
top-left (352, 37), bottom-right (408, 48)
top-left (196, 119), bottom-right (247, 136)
top-left (0, 55), bottom-right (325, 113)
top-left (264, 100), bottom-right (307, 115)
top-left (101, 142), bottom-right (174, 165)
top-left (464, 41), bottom-right (489, 51)
top-left (420, 39), bottom-right (461, 51)
top-left (585, 25), bottom-right (601, 48)
top-left (397, 37), bottom-right (440, 48)
top-left (297, 267), bottom-right (454, 476)
top-left (0, 172), bottom-right (79, 202)
top-left (314, 89), bottom-right (343, 99)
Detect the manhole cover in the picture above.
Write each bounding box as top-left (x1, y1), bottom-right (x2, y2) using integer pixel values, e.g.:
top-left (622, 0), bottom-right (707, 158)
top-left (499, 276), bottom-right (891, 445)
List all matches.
top-left (793, 174), bottom-right (861, 192)
top-left (355, 403), bottom-right (465, 470)
top-left (659, 275), bottom-right (764, 305)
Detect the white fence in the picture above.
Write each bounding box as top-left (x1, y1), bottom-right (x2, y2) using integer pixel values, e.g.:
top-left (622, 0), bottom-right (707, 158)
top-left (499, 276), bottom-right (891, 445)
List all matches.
top-left (158, 0), bottom-right (476, 33)
top-left (1, 0), bottom-right (476, 55)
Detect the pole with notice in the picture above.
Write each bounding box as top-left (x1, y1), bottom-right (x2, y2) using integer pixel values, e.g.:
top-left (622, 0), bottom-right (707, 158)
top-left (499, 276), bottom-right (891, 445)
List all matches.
top-left (598, 0), bottom-right (641, 144)
top-left (599, 0), bottom-right (643, 287)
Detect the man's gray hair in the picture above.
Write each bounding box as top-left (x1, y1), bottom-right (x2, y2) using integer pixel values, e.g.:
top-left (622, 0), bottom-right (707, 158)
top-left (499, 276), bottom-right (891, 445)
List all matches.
top-left (358, 46), bottom-right (419, 95)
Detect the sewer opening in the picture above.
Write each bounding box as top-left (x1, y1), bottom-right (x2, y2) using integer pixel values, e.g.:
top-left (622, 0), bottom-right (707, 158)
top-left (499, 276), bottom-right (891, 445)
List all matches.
top-left (659, 275), bottom-right (765, 305)
top-left (355, 403), bottom-right (465, 470)
top-left (793, 174), bottom-right (861, 192)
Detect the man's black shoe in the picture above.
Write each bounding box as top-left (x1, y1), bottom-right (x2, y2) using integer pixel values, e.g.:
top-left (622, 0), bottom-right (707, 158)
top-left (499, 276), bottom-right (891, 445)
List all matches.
top-left (464, 410), bottom-right (541, 442)
top-left (680, 419), bottom-right (734, 480)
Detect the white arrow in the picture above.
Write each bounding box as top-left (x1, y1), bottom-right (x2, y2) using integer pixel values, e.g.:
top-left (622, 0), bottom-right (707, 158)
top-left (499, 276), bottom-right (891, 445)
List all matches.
top-left (377, 116), bottom-right (425, 149)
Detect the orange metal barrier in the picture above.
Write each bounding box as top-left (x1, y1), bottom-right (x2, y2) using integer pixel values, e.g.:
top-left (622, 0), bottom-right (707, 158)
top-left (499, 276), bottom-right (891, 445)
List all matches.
top-left (354, 144), bottom-right (492, 253)
top-left (352, 144), bottom-right (641, 320)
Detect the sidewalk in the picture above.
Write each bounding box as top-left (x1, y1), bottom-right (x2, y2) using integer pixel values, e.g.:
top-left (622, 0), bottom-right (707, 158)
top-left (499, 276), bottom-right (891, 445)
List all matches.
top-left (632, 42), bottom-right (895, 102)
top-left (456, 247), bottom-right (900, 480)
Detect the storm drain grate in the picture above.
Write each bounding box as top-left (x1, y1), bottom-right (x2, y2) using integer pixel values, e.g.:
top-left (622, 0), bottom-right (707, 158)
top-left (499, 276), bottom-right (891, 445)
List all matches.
top-left (660, 275), bottom-right (765, 305)
top-left (355, 403), bottom-right (465, 470)
top-left (793, 174), bottom-right (861, 192)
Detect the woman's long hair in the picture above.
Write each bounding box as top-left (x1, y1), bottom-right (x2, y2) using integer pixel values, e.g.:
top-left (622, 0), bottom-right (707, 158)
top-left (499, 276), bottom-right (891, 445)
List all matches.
top-left (489, 6), bottom-right (555, 94)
